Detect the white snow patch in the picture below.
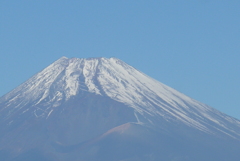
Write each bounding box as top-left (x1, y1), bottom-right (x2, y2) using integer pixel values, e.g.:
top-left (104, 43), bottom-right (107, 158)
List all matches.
top-left (46, 109), bottom-right (54, 119)
top-left (134, 111), bottom-right (143, 125)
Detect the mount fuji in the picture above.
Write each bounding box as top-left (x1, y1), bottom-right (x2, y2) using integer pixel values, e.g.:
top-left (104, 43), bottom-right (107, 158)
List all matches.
top-left (0, 57), bottom-right (240, 161)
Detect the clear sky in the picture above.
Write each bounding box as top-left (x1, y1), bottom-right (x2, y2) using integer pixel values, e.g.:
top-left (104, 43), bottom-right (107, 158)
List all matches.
top-left (1, 1), bottom-right (240, 119)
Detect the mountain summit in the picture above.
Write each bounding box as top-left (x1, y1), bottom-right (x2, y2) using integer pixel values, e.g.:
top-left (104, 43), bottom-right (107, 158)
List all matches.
top-left (0, 57), bottom-right (240, 161)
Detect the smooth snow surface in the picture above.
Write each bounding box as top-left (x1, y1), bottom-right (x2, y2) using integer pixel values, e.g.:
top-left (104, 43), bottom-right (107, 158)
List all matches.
top-left (1, 57), bottom-right (240, 139)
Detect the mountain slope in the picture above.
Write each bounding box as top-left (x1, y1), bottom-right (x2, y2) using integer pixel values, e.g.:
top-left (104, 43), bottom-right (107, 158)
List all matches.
top-left (0, 57), bottom-right (240, 161)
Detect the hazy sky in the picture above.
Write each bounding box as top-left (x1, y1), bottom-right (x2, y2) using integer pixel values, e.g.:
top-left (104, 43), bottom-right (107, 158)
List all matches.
top-left (1, 1), bottom-right (240, 119)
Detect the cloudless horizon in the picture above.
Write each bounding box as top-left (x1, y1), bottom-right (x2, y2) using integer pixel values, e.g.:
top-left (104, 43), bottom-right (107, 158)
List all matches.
top-left (1, 1), bottom-right (240, 119)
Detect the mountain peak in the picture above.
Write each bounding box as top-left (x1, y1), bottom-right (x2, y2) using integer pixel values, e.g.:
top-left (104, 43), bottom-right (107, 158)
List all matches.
top-left (1, 57), bottom-right (240, 140)
top-left (1, 56), bottom-right (240, 161)
top-left (60, 56), bottom-right (68, 59)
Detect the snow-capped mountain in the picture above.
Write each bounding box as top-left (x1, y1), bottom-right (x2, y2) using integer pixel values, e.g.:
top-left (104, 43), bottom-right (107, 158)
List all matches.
top-left (0, 57), bottom-right (240, 161)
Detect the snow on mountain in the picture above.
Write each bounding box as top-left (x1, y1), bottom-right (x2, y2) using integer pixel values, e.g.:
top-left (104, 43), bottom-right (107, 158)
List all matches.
top-left (1, 57), bottom-right (240, 139)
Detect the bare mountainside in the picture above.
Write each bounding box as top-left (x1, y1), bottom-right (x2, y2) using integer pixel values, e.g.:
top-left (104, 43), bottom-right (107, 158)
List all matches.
top-left (0, 57), bottom-right (240, 161)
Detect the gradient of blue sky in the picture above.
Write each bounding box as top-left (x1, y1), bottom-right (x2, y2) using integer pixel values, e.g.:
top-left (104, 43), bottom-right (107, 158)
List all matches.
top-left (1, 1), bottom-right (240, 119)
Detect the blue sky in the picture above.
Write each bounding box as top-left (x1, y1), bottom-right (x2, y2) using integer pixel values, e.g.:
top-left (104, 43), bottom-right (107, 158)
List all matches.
top-left (1, 1), bottom-right (240, 119)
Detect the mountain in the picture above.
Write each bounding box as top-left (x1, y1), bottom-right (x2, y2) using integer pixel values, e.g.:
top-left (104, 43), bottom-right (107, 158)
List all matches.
top-left (0, 57), bottom-right (240, 161)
